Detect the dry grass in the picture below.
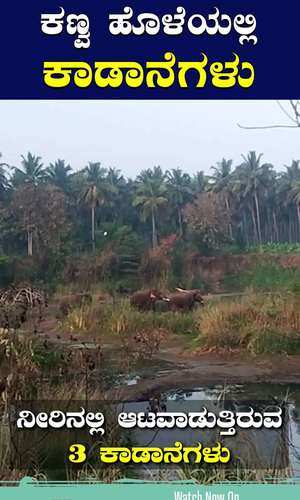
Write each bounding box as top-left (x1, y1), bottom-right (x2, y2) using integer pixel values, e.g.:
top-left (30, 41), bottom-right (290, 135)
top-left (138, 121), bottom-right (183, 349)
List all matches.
top-left (195, 293), bottom-right (300, 354)
top-left (175, 464), bottom-right (292, 484)
top-left (60, 299), bottom-right (198, 340)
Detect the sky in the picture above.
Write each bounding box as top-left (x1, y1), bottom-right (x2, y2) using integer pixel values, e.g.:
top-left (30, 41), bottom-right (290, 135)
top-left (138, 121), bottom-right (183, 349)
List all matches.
top-left (0, 100), bottom-right (299, 178)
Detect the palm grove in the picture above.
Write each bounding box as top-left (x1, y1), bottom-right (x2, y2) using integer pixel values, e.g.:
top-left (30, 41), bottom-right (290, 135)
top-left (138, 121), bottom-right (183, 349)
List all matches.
top-left (0, 150), bottom-right (300, 287)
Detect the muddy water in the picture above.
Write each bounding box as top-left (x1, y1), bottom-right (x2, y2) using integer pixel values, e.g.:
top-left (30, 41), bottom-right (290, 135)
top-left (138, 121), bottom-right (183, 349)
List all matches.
top-left (165, 384), bottom-right (300, 476)
top-left (119, 381), bottom-right (300, 477)
top-left (2, 336), bottom-right (300, 478)
top-left (104, 349), bottom-right (300, 477)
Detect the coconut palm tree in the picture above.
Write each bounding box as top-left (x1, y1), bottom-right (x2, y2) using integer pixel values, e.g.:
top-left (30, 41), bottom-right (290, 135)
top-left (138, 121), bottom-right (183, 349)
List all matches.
top-left (0, 167), bottom-right (9, 202)
top-left (278, 161), bottom-right (300, 241)
top-left (106, 167), bottom-right (124, 186)
top-left (284, 159), bottom-right (300, 180)
top-left (166, 168), bottom-right (192, 236)
top-left (210, 158), bottom-right (233, 186)
top-left (133, 166), bottom-right (168, 248)
top-left (192, 171), bottom-right (209, 195)
top-left (81, 162), bottom-right (107, 252)
top-left (7, 154), bottom-right (45, 255)
top-left (46, 159), bottom-right (73, 193)
top-left (11, 152), bottom-right (46, 187)
top-left (289, 180), bottom-right (300, 235)
top-left (105, 167), bottom-right (126, 221)
top-left (85, 162), bottom-right (107, 184)
top-left (0, 166), bottom-right (8, 191)
top-left (0, 152), bottom-right (9, 170)
top-left (234, 152), bottom-right (273, 244)
top-left (209, 158), bottom-right (234, 239)
top-left (0, 154), bottom-right (10, 201)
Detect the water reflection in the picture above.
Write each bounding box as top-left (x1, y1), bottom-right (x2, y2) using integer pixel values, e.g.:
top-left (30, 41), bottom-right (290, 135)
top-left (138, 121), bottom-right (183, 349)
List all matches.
top-left (164, 384), bottom-right (300, 476)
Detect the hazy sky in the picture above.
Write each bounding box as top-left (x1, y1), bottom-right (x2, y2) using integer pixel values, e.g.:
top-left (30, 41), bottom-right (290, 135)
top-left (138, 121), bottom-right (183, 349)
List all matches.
top-left (0, 100), bottom-right (299, 177)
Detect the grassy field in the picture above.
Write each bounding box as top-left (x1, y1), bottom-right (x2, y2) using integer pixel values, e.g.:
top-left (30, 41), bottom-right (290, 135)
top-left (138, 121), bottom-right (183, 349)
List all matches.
top-left (195, 293), bottom-right (300, 355)
top-left (60, 299), bottom-right (199, 340)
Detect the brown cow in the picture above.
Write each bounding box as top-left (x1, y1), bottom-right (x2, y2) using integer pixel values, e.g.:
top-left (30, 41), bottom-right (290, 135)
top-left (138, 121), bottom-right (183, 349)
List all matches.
top-left (130, 289), bottom-right (167, 311)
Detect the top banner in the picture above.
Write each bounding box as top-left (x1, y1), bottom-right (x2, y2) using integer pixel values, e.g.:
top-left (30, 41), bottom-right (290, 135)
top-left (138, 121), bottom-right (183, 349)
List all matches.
top-left (2, 1), bottom-right (298, 99)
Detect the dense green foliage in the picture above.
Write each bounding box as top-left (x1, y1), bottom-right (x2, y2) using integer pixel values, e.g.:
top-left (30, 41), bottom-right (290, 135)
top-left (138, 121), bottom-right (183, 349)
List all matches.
top-left (0, 150), bottom-right (300, 287)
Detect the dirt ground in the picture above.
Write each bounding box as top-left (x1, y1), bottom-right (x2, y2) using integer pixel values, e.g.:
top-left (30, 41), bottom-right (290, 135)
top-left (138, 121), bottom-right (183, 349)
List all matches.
top-left (25, 299), bottom-right (300, 402)
top-left (109, 340), bottom-right (300, 400)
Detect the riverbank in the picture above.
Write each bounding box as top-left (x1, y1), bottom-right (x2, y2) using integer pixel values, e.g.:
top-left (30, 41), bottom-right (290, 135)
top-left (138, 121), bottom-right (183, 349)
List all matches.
top-left (1, 289), bottom-right (299, 403)
top-left (106, 337), bottom-right (300, 400)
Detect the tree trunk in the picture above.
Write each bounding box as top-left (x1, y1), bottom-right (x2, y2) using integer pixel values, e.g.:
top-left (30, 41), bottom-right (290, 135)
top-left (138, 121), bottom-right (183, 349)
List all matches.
top-left (225, 195), bottom-right (233, 239)
top-left (151, 207), bottom-right (158, 248)
top-left (254, 191), bottom-right (262, 244)
top-left (297, 203), bottom-right (300, 240)
top-left (178, 206), bottom-right (183, 237)
top-left (250, 205), bottom-right (258, 243)
top-left (91, 205), bottom-right (95, 253)
top-left (243, 211), bottom-right (249, 246)
top-left (288, 213), bottom-right (292, 243)
top-left (272, 210), bottom-right (279, 243)
top-left (27, 230), bottom-right (33, 256)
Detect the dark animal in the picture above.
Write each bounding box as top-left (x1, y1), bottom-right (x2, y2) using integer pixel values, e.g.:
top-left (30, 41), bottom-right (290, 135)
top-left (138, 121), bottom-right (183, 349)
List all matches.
top-left (130, 289), bottom-right (167, 311)
top-left (167, 288), bottom-right (204, 312)
top-left (176, 288), bottom-right (204, 303)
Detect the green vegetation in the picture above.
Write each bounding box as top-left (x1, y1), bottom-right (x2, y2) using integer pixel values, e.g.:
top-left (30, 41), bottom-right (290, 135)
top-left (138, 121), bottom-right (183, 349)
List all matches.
top-left (245, 242), bottom-right (300, 254)
top-left (222, 263), bottom-right (300, 293)
top-left (196, 294), bottom-right (300, 355)
top-left (0, 150), bottom-right (300, 290)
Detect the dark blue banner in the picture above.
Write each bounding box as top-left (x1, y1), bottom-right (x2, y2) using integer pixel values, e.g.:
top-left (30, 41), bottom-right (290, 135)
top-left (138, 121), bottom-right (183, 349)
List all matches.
top-left (1, 1), bottom-right (298, 99)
